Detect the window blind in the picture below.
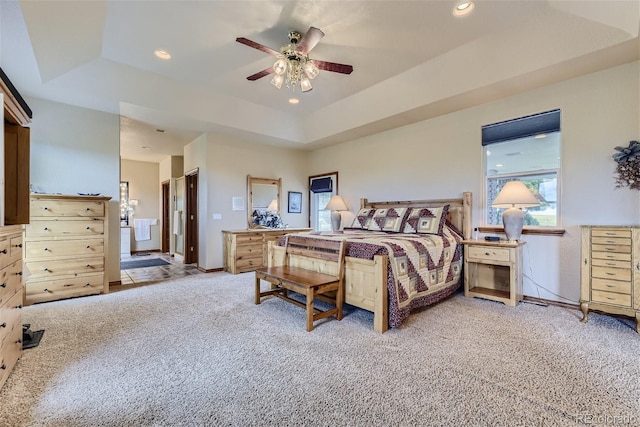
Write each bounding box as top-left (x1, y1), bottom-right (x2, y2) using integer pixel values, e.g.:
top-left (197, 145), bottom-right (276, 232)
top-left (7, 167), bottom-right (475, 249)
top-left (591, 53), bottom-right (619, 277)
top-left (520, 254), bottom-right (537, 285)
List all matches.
top-left (310, 177), bottom-right (333, 193)
top-left (482, 109), bottom-right (560, 146)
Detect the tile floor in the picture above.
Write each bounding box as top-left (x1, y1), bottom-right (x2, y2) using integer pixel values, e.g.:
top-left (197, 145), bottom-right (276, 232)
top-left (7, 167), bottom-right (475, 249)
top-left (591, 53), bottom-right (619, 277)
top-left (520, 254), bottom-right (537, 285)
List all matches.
top-left (119, 252), bottom-right (203, 286)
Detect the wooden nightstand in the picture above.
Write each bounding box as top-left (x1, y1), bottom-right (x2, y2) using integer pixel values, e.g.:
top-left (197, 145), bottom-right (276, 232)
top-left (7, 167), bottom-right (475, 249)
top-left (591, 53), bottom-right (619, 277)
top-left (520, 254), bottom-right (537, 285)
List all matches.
top-left (462, 240), bottom-right (525, 307)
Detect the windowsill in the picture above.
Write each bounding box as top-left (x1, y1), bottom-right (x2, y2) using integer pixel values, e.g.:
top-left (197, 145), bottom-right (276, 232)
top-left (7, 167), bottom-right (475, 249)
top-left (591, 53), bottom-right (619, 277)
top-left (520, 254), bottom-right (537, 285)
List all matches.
top-left (477, 226), bottom-right (566, 236)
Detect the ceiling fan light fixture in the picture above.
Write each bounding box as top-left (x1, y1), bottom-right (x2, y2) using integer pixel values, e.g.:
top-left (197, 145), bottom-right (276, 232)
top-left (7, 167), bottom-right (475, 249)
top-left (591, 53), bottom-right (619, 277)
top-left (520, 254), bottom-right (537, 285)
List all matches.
top-left (303, 61), bottom-right (319, 79)
top-left (300, 76), bottom-right (312, 92)
top-left (273, 58), bottom-right (287, 75)
top-left (271, 74), bottom-right (284, 89)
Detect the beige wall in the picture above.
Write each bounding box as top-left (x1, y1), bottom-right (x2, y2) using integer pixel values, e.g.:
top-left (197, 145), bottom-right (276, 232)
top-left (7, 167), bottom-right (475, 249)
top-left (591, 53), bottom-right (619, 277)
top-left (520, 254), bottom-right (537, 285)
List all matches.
top-left (121, 159), bottom-right (161, 253)
top-left (26, 97), bottom-right (121, 283)
top-left (308, 61), bottom-right (640, 304)
top-left (184, 134), bottom-right (308, 270)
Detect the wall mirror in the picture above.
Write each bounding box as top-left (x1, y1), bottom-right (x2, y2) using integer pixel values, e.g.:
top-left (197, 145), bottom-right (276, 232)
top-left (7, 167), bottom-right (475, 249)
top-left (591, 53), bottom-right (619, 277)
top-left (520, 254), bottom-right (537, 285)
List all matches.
top-left (247, 175), bottom-right (281, 228)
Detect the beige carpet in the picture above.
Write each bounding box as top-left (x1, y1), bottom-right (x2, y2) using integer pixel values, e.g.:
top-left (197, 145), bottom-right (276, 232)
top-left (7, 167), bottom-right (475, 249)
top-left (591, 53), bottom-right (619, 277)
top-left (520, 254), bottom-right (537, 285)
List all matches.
top-left (1, 272), bottom-right (639, 426)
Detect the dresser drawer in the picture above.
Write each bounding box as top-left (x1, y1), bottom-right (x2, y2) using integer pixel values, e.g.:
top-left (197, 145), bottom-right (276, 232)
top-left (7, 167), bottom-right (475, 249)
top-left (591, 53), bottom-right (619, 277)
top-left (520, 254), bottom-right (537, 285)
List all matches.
top-left (591, 236), bottom-right (631, 247)
top-left (592, 289), bottom-right (632, 307)
top-left (25, 257), bottom-right (104, 279)
top-left (592, 278), bottom-right (632, 295)
top-left (235, 256), bottom-right (263, 272)
top-left (591, 251), bottom-right (631, 262)
top-left (0, 316), bottom-right (22, 386)
top-left (0, 261), bottom-right (23, 306)
top-left (591, 229), bottom-right (631, 239)
top-left (591, 258), bottom-right (631, 269)
top-left (235, 234), bottom-right (263, 244)
top-left (31, 199), bottom-right (105, 217)
top-left (591, 244), bottom-right (632, 254)
top-left (26, 273), bottom-right (104, 304)
top-left (592, 266), bottom-right (631, 282)
top-left (235, 244), bottom-right (262, 258)
top-left (0, 289), bottom-right (23, 341)
top-left (26, 219), bottom-right (104, 237)
top-left (467, 246), bottom-right (511, 262)
top-left (25, 238), bottom-right (104, 260)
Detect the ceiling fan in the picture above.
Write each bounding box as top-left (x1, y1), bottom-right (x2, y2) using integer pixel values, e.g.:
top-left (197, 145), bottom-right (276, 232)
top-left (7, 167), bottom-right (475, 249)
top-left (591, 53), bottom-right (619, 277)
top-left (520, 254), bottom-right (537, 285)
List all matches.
top-left (236, 27), bottom-right (353, 92)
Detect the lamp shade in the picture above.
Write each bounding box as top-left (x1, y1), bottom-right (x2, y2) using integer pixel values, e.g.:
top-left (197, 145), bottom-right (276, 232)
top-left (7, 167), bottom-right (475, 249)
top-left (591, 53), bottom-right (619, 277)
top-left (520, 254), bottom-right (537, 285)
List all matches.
top-left (267, 199), bottom-right (278, 212)
top-left (492, 181), bottom-right (539, 208)
top-left (324, 195), bottom-right (348, 211)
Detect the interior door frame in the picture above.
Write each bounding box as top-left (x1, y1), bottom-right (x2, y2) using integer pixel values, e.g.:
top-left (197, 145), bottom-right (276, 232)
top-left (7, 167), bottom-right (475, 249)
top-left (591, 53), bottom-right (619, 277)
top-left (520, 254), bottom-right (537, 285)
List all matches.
top-left (185, 168), bottom-right (199, 266)
top-left (161, 180), bottom-right (170, 253)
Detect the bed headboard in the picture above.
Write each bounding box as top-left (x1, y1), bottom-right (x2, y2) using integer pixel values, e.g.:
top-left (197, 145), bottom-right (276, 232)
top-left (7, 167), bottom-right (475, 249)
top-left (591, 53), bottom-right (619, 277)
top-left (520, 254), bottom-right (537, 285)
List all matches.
top-left (360, 192), bottom-right (472, 240)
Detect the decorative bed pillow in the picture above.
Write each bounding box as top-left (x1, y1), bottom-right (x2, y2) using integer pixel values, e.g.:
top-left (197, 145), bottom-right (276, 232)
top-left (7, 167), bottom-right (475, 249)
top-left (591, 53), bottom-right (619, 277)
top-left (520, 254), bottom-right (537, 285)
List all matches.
top-left (367, 208), bottom-right (408, 232)
top-left (402, 205), bottom-right (449, 235)
top-left (350, 208), bottom-right (376, 229)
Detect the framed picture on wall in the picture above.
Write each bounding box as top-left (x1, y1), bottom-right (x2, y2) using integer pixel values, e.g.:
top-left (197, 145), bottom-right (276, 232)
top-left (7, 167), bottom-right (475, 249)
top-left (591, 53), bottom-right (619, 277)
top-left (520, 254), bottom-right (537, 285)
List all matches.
top-left (288, 191), bottom-right (302, 214)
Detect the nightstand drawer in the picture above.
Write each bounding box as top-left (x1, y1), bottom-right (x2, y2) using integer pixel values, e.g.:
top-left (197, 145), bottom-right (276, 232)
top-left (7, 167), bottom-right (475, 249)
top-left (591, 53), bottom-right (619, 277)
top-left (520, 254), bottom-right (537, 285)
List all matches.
top-left (592, 289), bottom-right (632, 307)
top-left (467, 246), bottom-right (511, 262)
top-left (592, 278), bottom-right (631, 294)
top-left (592, 266), bottom-right (631, 282)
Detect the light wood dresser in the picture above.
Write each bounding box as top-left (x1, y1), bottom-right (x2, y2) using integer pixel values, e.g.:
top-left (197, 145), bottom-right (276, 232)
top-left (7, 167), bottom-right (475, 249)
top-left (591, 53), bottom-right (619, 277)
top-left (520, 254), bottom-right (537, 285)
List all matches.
top-left (0, 225), bottom-right (24, 389)
top-left (222, 228), bottom-right (311, 274)
top-left (580, 226), bottom-right (639, 333)
top-left (24, 194), bottom-right (111, 305)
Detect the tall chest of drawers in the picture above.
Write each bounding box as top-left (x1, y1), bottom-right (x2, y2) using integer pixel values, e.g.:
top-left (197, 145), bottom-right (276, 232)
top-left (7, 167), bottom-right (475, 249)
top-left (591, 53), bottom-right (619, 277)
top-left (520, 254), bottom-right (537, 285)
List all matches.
top-left (24, 194), bottom-right (111, 305)
top-left (580, 226), bottom-right (639, 333)
top-left (0, 225), bottom-right (24, 389)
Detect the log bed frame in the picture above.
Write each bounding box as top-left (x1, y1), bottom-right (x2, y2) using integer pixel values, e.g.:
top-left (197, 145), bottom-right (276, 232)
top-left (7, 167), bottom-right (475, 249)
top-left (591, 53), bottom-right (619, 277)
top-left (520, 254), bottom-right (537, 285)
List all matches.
top-left (267, 192), bottom-right (472, 333)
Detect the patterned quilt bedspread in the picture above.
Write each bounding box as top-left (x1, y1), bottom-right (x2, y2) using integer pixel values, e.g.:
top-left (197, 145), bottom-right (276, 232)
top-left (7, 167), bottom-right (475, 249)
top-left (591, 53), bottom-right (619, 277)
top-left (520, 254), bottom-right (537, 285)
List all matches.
top-left (282, 226), bottom-right (463, 328)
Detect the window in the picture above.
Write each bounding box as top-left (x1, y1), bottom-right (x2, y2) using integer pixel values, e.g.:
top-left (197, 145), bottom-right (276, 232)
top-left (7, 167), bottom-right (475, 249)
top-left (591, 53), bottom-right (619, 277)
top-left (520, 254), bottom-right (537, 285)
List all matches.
top-left (309, 173), bottom-right (337, 231)
top-left (483, 110), bottom-right (561, 227)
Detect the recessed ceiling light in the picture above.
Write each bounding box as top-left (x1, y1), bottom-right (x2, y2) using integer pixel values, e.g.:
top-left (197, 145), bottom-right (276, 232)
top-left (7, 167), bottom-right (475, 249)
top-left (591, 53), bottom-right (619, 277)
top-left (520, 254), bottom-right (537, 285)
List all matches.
top-left (496, 163), bottom-right (503, 167)
top-left (453, 2), bottom-right (474, 16)
top-left (289, 98), bottom-right (299, 105)
top-left (534, 134), bottom-right (547, 139)
top-left (154, 50), bottom-right (171, 60)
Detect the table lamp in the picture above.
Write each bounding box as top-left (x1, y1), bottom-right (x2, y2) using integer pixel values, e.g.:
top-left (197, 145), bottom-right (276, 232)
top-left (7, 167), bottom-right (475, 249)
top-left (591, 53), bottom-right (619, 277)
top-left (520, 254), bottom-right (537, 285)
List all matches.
top-left (491, 181), bottom-right (539, 241)
top-left (324, 195), bottom-right (348, 232)
top-left (267, 199), bottom-right (278, 213)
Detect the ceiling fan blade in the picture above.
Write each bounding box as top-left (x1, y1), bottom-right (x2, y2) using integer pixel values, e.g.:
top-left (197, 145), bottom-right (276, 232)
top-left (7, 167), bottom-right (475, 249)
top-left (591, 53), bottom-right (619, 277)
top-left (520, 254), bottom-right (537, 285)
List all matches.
top-left (297, 27), bottom-right (325, 55)
top-left (236, 37), bottom-right (280, 57)
top-left (312, 60), bottom-right (353, 75)
top-left (247, 67), bottom-right (275, 81)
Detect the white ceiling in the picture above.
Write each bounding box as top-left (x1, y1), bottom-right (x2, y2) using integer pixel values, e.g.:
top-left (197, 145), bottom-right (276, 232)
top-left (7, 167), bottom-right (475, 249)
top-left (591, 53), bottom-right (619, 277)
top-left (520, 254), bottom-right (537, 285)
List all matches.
top-left (1, 1), bottom-right (638, 163)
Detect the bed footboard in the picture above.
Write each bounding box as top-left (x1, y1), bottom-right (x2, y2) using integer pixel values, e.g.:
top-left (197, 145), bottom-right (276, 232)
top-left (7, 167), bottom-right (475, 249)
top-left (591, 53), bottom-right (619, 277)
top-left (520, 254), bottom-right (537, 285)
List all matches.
top-left (268, 243), bottom-right (389, 333)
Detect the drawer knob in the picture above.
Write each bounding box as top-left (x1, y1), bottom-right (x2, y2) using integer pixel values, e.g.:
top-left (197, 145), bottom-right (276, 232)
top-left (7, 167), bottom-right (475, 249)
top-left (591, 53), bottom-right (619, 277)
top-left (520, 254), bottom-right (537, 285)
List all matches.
top-left (85, 208), bottom-right (91, 211)
top-left (84, 283), bottom-right (91, 287)
top-left (0, 322), bottom-right (6, 328)
top-left (86, 245), bottom-right (91, 249)
top-left (44, 267), bottom-right (49, 271)
top-left (43, 207), bottom-right (48, 211)
top-left (0, 249), bottom-right (6, 254)
top-left (43, 288), bottom-right (49, 292)
top-left (44, 227), bottom-right (48, 231)
top-left (17, 304), bottom-right (23, 309)
top-left (86, 227), bottom-right (90, 230)
top-left (485, 252), bottom-right (490, 256)
top-left (0, 283), bottom-right (5, 288)
top-left (14, 243), bottom-right (22, 248)
top-left (1, 364), bottom-right (6, 370)
top-left (44, 248), bottom-right (49, 252)
top-left (16, 271), bottom-right (22, 276)
top-left (606, 272), bottom-right (614, 276)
